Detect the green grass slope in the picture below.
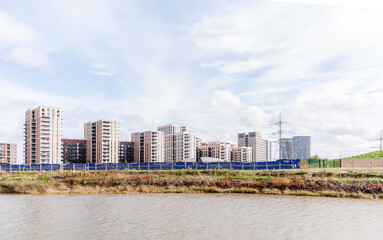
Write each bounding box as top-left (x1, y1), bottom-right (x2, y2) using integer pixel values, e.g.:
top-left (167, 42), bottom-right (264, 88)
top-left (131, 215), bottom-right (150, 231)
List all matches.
top-left (349, 150), bottom-right (383, 159)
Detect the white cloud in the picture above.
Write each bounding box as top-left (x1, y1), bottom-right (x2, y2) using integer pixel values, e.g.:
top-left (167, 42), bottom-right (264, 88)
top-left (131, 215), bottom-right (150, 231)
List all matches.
top-left (90, 63), bottom-right (117, 76)
top-left (202, 58), bottom-right (268, 74)
top-left (0, 11), bottom-right (38, 47)
top-left (190, 1), bottom-right (383, 158)
top-left (270, 0), bottom-right (383, 9)
top-left (209, 90), bottom-right (243, 117)
top-left (0, 10), bottom-right (50, 68)
top-left (1, 1), bottom-right (383, 161)
top-left (5, 47), bottom-right (50, 67)
top-left (240, 106), bottom-right (269, 128)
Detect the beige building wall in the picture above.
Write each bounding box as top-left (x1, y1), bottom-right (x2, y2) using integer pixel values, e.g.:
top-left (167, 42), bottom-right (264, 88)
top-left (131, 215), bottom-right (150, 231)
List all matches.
top-left (200, 141), bottom-right (231, 162)
top-left (24, 106), bottom-right (62, 164)
top-left (341, 158), bottom-right (383, 169)
top-left (131, 130), bottom-right (164, 162)
top-left (238, 132), bottom-right (266, 162)
top-left (231, 146), bottom-right (252, 162)
top-left (84, 120), bottom-right (118, 163)
top-left (0, 143), bottom-right (17, 164)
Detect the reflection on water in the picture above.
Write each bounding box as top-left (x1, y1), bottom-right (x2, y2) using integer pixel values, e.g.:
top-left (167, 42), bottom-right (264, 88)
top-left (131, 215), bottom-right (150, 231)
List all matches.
top-left (0, 194), bottom-right (382, 240)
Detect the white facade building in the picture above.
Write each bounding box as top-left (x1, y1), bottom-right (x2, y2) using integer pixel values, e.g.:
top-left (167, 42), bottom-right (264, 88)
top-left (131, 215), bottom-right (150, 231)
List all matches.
top-left (265, 140), bottom-right (274, 162)
top-left (157, 124), bottom-right (196, 162)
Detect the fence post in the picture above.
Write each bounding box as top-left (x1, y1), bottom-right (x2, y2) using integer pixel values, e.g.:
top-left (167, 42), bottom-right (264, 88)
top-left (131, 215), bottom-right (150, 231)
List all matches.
top-left (10, 164), bottom-right (12, 172)
top-left (230, 161), bottom-right (232, 170)
top-left (253, 162), bottom-right (255, 171)
top-left (73, 164), bottom-right (75, 172)
top-left (266, 161), bottom-right (268, 170)
top-left (139, 162), bottom-right (141, 171)
top-left (207, 162), bottom-right (209, 170)
top-left (40, 164), bottom-right (41, 172)
top-left (95, 164), bottom-right (97, 171)
top-left (242, 162), bottom-right (244, 171)
top-left (149, 163), bottom-right (150, 171)
top-left (279, 162), bottom-right (281, 170)
top-left (184, 162), bottom-right (186, 170)
top-left (171, 161), bottom-right (173, 171)
top-left (160, 163), bottom-right (162, 171)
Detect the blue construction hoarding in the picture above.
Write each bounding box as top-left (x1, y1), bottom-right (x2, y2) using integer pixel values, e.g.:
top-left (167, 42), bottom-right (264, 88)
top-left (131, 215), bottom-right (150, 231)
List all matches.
top-left (0, 159), bottom-right (300, 172)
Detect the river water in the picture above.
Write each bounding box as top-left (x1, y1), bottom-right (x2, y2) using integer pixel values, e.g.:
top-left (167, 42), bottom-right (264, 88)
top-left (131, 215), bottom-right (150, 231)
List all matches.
top-left (0, 194), bottom-right (382, 240)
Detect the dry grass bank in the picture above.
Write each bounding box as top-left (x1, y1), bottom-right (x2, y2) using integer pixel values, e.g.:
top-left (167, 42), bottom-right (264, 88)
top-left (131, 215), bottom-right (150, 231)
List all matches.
top-left (1, 169), bottom-right (383, 199)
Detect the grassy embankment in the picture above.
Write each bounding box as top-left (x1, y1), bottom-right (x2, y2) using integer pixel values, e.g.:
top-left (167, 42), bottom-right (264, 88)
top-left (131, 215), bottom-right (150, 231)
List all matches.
top-left (2, 170), bottom-right (383, 199)
top-left (305, 150), bottom-right (383, 169)
top-left (349, 150), bottom-right (383, 159)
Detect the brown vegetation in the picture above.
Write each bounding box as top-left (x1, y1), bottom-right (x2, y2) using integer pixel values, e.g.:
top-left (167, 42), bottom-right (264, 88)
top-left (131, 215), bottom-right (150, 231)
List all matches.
top-left (0, 169), bottom-right (383, 199)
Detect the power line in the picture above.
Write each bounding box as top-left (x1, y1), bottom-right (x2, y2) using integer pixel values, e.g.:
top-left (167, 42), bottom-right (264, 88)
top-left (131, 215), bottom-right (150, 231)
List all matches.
top-left (270, 113), bottom-right (287, 160)
top-left (371, 130), bottom-right (383, 151)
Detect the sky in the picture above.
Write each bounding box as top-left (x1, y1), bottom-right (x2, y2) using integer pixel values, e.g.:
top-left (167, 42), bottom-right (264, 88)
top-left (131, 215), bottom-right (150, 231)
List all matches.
top-left (1, 0), bottom-right (383, 162)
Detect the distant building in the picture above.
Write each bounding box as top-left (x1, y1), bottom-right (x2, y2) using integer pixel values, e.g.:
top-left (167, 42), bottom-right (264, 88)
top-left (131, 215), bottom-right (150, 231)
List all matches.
top-left (118, 141), bottom-right (134, 163)
top-left (131, 130), bottom-right (164, 162)
top-left (173, 131), bottom-right (197, 162)
top-left (157, 124), bottom-right (196, 162)
top-left (292, 136), bottom-right (311, 160)
top-left (238, 132), bottom-right (266, 162)
top-left (200, 141), bottom-right (231, 162)
top-left (84, 120), bottom-right (119, 163)
top-left (61, 139), bottom-right (86, 164)
top-left (196, 137), bottom-right (202, 162)
top-left (24, 106), bottom-right (62, 164)
top-left (279, 136), bottom-right (311, 160)
top-left (280, 138), bottom-right (293, 159)
top-left (0, 143), bottom-right (17, 164)
top-left (265, 140), bottom-right (273, 162)
top-left (231, 146), bottom-right (252, 162)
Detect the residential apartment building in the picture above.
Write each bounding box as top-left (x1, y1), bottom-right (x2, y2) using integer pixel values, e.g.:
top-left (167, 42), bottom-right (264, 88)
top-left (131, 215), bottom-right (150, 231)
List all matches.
top-left (196, 137), bottom-right (202, 162)
top-left (238, 132), bottom-right (266, 162)
top-left (24, 106), bottom-right (62, 164)
top-left (280, 138), bottom-right (293, 159)
top-left (0, 143), bottom-right (17, 164)
top-left (157, 124), bottom-right (196, 162)
top-left (84, 120), bottom-right (119, 163)
top-left (173, 131), bottom-right (197, 161)
top-left (231, 146), bottom-right (252, 162)
top-left (61, 139), bottom-right (86, 164)
top-left (200, 141), bottom-right (231, 162)
top-left (118, 141), bottom-right (134, 163)
top-left (292, 136), bottom-right (311, 160)
top-left (131, 130), bottom-right (164, 162)
top-left (157, 124), bottom-right (186, 135)
top-left (279, 136), bottom-right (311, 160)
